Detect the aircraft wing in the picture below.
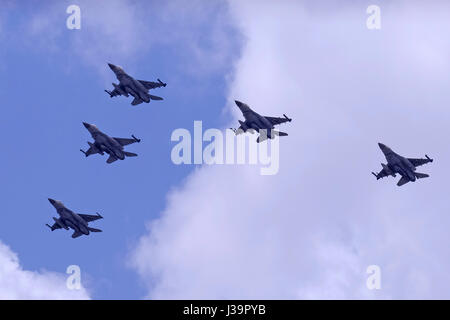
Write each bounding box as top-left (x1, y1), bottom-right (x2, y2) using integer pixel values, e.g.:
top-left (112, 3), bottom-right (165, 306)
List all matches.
top-left (407, 156), bottom-right (433, 167)
top-left (138, 79), bottom-right (166, 90)
top-left (264, 115), bottom-right (292, 126)
top-left (78, 213), bottom-right (103, 222)
top-left (113, 137), bottom-right (139, 146)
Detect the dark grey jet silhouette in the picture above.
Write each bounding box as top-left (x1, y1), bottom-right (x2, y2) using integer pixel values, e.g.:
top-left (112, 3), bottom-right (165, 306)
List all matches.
top-left (372, 143), bottom-right (433, 186)
top-left (230, 100), bottom-right (292, 143)
top-left (105, 63), bottom-right (166, 106)
top-left (46, 198), bottom-right (103, 238)
top-left (80, 122), bottom-right (141, 164)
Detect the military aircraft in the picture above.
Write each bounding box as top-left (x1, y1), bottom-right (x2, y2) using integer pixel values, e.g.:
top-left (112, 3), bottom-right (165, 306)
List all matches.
top-left (372, 143), bottom-right (433, 186)
top-left (229, 100), bottom-right (292, 143)
top-left (80, 122), bottom-right (141, 164)
top-left (46, 198), bottom-right (103, 238)
top-left (105, 63), bottom-right (166, 106)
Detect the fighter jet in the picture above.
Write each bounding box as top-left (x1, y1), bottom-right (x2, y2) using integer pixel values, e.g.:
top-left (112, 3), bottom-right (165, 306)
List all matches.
top-left (46, 198), bottom-right (103, 238)
top-left (372, 143), bottom-right (433, 187)
top-left (105, 63), bottom-right (166, 106)
top-left (229, 100), bottom-right (292, 143)
top-left (80, 122), bottom-right (141, 164)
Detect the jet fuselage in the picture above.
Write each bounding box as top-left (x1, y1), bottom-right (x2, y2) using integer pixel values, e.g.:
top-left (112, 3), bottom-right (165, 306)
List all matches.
top-left (235, 100), bottom-right (274, 138)
top-left (83, 123), bottom-right (125, 160)
top-left (109, 64), bottom-right (150, 103)
top-left (379, 143), bottom-right (416, 182)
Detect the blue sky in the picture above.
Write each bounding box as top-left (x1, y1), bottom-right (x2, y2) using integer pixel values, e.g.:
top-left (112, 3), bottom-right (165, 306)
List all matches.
top-left (0, 0), bottom-right (240, 299)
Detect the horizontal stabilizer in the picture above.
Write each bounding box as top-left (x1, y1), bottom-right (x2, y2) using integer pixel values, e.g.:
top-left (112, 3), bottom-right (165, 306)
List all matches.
top-left (415, 172), bottom-right (429, 179)
top-left (274, 131), bottom-right (288, 137)
top-left (149, 94), bottom-right (163, 101)
top-left (124, 152), bottom-right (137, 157)
top-left (88, 227), bottom-right (102, 233)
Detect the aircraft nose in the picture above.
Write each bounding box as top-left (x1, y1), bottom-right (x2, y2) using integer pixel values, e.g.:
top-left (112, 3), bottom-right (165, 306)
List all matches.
top-left (235, 100), bottom-right (243, 107)
top-left (48, 198), bottom-right (56, 205)
top-left (108, 63), bottom-right (120, 72)
top-left (378, 143), bottom-right (387, 150)
top-left (83, 122), bottom-right (90, 129)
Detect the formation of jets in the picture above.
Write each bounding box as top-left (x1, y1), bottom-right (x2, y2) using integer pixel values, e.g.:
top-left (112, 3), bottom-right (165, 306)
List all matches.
top-left (46, 62), bottom-right (433, 238)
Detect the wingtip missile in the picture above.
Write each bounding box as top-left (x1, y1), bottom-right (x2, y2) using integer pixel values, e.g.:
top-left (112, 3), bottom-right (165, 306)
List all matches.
top-left (45, 224), bottom-right (52, 230)
top-left (131, 135), bottom-right (141, 143)
top-left (96, 212), bottom-right (103, 219)
top-left (157, 78), bottom-right (167, 87)
top-left (372, 172), bottom-right (379, 179)
top-left (425, 154), bottom-right (433, 162)
top-left (283, 114), bottom-right (292, 122)
top-left (80, 149), bottom-right (87, 157)
top-left (104, 89), bottom-right (113, 97)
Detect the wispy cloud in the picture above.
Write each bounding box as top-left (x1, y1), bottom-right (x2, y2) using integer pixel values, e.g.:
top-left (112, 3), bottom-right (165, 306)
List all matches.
top-left (21, 0), bottom-right (240, 79)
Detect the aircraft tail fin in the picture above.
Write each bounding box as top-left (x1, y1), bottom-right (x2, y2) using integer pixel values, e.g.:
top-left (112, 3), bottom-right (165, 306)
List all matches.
top-left (88, 227), bottom-right (102, 233)
top-left (71, 231), bottom-right (83, 238)
top-left (124, 152), bottom-right (137, 157)
top-left (256, 134), bottom-right (268, 143)
top-left (415, 172), bottom-right (429, 179)
top-left (106, 155), bottom-right (118, 164)
top-left (149, 94), bottom-right (163, 101)
top-left (397, 176), bottom-right (410, 187)
top-left (131, 97), bottom-right (144, 106)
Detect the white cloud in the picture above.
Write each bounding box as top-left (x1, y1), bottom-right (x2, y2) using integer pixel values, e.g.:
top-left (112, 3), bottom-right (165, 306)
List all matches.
top-left (25, 0), bottom-right (239, 79)
top-left (0, 241), bottom-right (90, 299)
top-left (131, 0), bottom-right (450, 299)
